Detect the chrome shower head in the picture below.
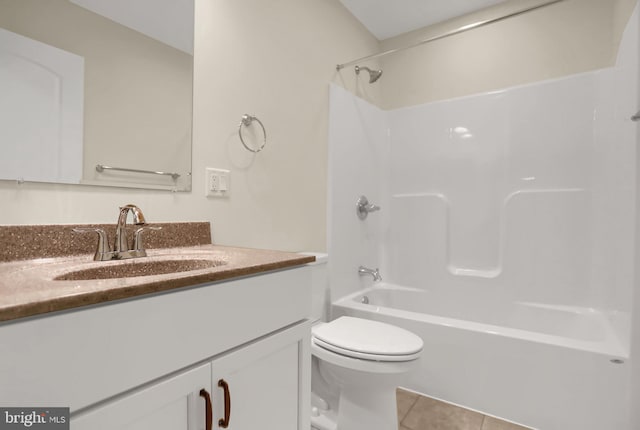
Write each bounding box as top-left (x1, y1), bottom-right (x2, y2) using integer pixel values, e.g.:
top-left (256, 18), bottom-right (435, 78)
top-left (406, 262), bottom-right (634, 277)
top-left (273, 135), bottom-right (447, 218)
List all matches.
top-left (355, 65), bottom-right (383, 83)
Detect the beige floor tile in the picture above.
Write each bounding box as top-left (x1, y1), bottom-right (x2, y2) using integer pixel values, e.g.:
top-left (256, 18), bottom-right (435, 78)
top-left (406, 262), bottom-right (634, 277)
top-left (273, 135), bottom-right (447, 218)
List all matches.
top-left (402, 396), bottom-right (484, 430)
top-left (397, 388), bottom-right (420, 422)
top-left (481, 415), bottom-right (532, 430)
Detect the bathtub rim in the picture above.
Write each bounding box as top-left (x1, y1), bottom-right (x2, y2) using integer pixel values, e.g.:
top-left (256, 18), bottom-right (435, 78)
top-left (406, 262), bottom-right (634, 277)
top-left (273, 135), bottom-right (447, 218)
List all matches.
top-left (332, 284), bottom-right (629, 359)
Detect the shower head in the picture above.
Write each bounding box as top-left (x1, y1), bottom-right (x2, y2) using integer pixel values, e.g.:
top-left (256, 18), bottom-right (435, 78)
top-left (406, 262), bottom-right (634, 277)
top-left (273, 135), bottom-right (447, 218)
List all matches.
top-left (355, 65), bottom-right (383, 83)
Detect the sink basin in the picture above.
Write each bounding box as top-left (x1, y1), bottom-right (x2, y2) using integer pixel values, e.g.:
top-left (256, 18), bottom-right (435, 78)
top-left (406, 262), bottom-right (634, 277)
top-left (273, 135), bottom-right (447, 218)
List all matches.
top-left (54, 258), bottom-right (226, 281)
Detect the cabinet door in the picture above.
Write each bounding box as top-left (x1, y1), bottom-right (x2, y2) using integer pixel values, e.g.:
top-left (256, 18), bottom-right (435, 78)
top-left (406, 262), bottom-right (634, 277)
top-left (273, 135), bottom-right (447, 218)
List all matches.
top-left (211, 322), bottom-right (310, 430)
top-left (71, 363), bottom-right (212, 430)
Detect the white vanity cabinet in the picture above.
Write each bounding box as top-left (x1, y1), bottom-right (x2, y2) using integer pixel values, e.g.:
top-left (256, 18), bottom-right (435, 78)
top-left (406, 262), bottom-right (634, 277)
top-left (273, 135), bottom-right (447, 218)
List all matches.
top-left (72, 322), bottom-right (309, 430)
top-left (72, 363), bottom-right (212, 430)
top-left (0, 265), bottom-right (312, 430)
top-left (209, 323), bottom-right (308, 430)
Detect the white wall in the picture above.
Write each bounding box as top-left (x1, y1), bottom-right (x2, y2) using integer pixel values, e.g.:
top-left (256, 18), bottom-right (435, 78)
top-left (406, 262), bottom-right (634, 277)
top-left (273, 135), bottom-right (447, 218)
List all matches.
top-left (0, 0), bottom-right (379, 252)
top-left (329, 49), bottom-right (637, 312)
top-left (387, 60), bottom-right (637, 312)
top-left (327, 84), bottom-right (389, 302)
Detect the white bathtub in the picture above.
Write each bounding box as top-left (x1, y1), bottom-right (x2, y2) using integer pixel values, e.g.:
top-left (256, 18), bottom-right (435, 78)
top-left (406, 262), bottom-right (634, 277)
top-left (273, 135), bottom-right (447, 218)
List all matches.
top-left (332, 284), bottom-right (632, 430)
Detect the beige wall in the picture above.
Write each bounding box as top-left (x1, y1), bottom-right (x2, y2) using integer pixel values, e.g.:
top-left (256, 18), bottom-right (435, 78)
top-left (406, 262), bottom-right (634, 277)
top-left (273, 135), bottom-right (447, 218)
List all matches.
top-left (193, 0), bottom-right (380, 250)
top-left (377, 0), bottom-right (638, 109)
top-left (0, 0), bottom-right (379, 252)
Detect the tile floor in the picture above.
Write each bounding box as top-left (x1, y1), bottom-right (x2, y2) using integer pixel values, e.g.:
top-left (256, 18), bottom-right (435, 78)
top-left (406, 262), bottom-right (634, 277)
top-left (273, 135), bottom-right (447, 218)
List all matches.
top-left (397, 389), bottom-right (532, 430)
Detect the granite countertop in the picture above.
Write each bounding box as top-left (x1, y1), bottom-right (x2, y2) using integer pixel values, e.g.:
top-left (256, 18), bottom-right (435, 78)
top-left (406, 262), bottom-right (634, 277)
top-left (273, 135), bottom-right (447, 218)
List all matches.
top-left (0, 222), bottom-right (315, 322)
top-left (0, 245), bottom-right (314, 323)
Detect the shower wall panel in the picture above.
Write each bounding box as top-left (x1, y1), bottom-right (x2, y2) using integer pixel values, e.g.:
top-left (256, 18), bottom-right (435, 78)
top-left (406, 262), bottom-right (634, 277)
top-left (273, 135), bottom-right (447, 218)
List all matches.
top-left (328, 1), bottom-right (637, 319)
top-left (327, 84), bottom-right (390, 303)
top-left (387, 64), bottom-right (636, 314)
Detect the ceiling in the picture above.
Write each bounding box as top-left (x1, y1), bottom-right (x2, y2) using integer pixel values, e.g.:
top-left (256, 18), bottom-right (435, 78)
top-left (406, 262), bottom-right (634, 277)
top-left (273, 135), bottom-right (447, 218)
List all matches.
top-left (339, 0), bottom-right (509, 40)
top-left (69, 0), bottom-right (510, 53)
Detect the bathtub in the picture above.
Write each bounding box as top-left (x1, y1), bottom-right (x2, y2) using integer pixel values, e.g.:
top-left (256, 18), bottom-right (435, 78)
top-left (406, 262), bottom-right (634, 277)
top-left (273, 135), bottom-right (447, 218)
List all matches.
top-left (332, 284), bottom-right (631, 430)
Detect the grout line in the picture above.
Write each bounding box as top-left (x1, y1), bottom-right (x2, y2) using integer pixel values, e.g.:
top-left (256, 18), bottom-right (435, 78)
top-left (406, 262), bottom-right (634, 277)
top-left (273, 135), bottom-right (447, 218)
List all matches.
top-left (399, 394), bottom-right (420, 425)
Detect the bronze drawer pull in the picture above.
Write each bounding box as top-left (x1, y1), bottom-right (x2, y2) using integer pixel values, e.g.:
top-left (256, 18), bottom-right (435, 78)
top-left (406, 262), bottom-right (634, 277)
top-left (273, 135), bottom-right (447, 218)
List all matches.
top-left (199, 388), bottom-right (213, 430)
top-left (218, 379), bottom-right (231, 428)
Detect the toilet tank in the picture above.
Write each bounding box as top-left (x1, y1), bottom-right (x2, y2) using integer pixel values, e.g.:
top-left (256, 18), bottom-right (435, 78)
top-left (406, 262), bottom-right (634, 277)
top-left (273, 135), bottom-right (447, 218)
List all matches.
top-left (299, 252), bottom-right (329, 322)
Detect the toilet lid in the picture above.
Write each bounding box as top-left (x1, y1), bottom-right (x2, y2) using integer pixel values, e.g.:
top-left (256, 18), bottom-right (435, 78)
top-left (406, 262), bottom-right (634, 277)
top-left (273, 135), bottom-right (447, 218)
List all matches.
top-left (312, 317), bottom-right (423, 360)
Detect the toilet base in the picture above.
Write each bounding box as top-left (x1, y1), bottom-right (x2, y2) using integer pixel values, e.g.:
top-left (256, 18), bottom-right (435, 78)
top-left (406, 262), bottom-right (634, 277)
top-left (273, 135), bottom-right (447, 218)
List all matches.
top-left (310, 388), bottom-right (398, 430)
top-left (336, 383), bottom-right (398, 430)
top-left (310, 408), bottom-right (337, 430)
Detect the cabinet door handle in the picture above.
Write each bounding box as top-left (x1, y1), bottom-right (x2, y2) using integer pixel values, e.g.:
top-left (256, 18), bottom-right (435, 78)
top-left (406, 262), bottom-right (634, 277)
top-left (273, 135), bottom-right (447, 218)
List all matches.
top-left (218, 379), bottom-right (231, 428)
top-left (199, 388), bottom-right (213, 430)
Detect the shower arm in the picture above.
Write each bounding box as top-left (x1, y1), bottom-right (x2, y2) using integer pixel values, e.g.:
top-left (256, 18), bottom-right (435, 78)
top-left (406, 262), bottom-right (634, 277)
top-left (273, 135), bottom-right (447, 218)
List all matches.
top-left (336, 0), bottom-right (565, 71)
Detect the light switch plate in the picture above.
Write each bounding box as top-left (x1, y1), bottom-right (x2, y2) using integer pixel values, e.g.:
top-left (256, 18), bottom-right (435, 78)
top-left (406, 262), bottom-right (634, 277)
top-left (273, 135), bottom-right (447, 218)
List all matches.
top-left (205, 167), bottom-right (230, 197)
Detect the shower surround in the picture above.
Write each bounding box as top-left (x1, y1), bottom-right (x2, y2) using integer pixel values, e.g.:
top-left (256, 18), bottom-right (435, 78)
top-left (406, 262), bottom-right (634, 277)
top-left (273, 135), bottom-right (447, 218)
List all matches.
top-left (327, 7), bottom-right (638, 429)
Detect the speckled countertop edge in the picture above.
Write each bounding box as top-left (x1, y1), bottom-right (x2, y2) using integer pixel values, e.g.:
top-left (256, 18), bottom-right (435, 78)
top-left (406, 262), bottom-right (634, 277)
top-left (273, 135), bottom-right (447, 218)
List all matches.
top-left (0, 244), bottom-right (315, 323)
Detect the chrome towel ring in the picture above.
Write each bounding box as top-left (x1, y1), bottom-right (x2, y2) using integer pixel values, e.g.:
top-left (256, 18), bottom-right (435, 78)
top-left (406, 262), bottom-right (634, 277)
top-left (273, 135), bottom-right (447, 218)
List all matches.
top-left (238, 114), bottom-right (267, 153)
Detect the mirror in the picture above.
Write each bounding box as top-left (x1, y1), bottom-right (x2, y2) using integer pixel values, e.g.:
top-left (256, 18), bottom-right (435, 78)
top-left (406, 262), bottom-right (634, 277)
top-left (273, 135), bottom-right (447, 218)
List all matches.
top-left (0, 0), bottom-right (193, 191)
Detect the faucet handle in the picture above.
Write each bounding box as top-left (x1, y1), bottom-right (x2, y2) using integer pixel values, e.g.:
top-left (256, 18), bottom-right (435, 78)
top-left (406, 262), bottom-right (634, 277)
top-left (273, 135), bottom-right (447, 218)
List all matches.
top-left (73, 227), bottom-right (112, 261)
top-left (356, 195), bottom-right (381, 220)
top-left (133, 226), bottom-right (162, 252)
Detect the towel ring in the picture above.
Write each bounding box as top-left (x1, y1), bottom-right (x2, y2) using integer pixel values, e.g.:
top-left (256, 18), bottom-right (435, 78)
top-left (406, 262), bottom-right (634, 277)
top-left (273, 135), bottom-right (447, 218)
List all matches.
top-left (238, 114), bottom-right (267, 153)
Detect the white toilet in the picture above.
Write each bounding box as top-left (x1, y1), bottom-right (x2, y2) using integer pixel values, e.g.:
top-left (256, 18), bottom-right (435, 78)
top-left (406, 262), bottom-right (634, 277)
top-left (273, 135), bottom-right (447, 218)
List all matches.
top-left (303, 253), bottom-right (423, 430)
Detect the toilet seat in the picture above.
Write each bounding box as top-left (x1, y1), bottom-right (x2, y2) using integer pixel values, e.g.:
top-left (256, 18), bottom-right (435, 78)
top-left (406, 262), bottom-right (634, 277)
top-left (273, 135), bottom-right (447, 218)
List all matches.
top-left (312, 316), bottom-right (423, 362)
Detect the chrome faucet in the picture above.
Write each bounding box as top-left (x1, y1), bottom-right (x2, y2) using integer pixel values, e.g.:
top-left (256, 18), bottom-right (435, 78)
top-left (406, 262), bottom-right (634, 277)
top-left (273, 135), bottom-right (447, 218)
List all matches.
top-left (74, 204), bottom-right (161, 261)
top-left (358, 266), bottom-right (382, 282)
top-left (114, 204), bottom-right (146, 254)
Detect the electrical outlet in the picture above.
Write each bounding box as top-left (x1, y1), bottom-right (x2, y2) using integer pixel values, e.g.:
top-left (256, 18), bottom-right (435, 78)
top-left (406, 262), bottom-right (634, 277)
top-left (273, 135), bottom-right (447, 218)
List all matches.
top-left (210, 174), bottom-right (220, 191)
top-left (205, 168), bottom-right (230, 197)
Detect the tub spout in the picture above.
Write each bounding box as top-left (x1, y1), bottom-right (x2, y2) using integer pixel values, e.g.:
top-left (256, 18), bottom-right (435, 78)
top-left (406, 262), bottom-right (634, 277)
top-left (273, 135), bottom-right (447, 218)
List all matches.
top-left (358, 266), bottom-right (382, 282)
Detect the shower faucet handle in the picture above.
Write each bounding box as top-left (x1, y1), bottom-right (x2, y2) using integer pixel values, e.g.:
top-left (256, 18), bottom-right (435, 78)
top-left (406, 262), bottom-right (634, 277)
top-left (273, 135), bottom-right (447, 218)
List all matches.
top-left (356, 195), bottom-right (380, 220)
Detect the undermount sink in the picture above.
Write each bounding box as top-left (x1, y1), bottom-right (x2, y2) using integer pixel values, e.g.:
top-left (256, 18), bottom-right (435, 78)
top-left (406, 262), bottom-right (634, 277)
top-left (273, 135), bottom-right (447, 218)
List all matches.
top-left (54, 258), bottom-right (227, 281)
